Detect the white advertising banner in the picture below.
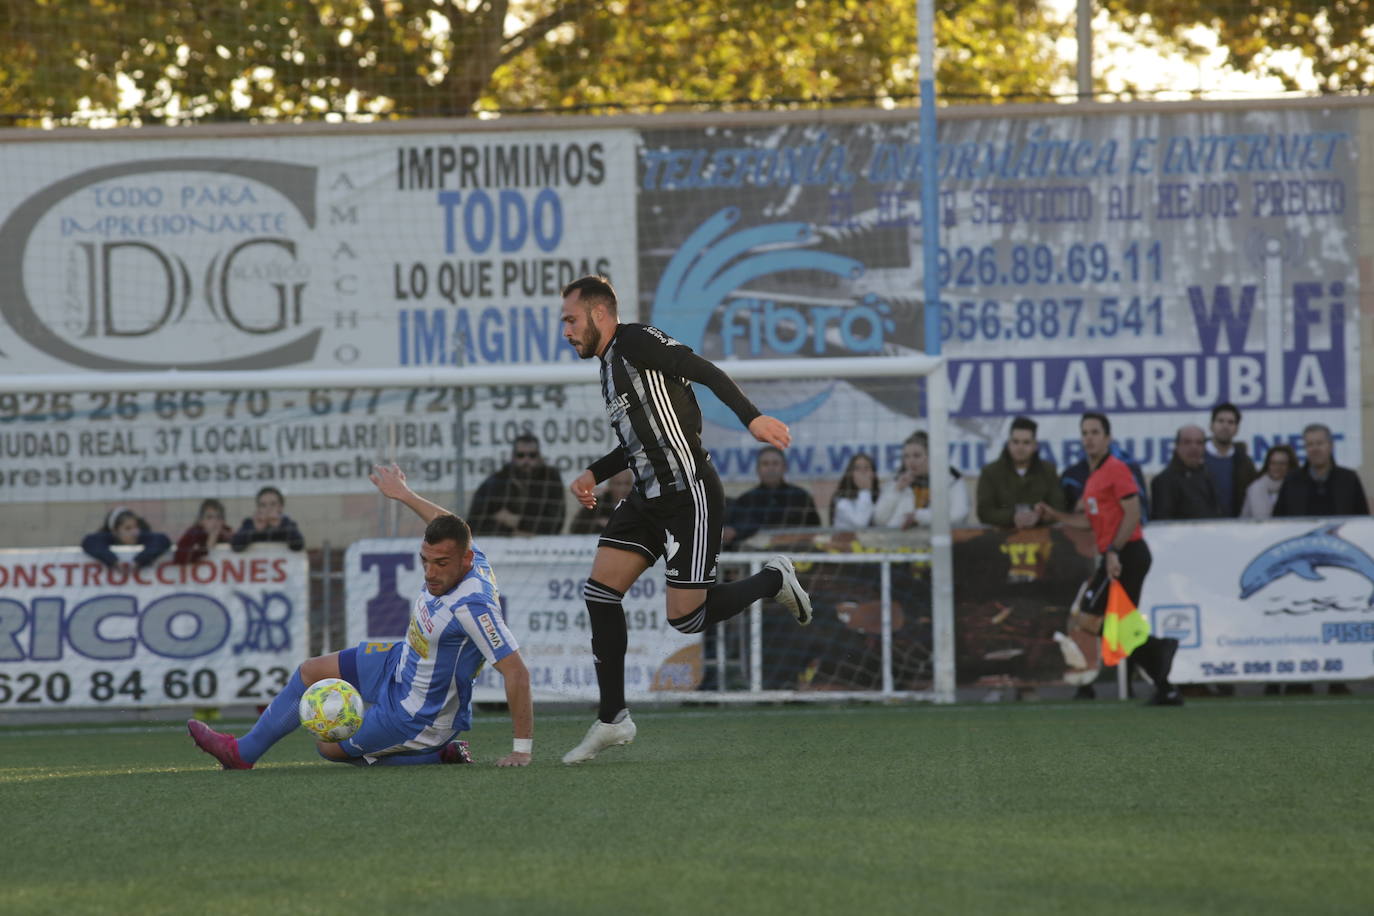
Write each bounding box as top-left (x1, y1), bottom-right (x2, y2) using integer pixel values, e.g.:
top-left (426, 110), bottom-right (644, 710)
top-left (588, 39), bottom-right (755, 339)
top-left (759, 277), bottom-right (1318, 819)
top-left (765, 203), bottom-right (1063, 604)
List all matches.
top-left (344, 535), bottom-right (701, 700)
top-left (0, 545), bottom-right (309, 709)
top-left (637, 108), bottom-right (1360, 483)
top-left (1142, 518), bottom-right (1374, 683)
top-left (0, 108), bottom-right (1360, 507)
top-left (0, 129), bottom-right (638, 502)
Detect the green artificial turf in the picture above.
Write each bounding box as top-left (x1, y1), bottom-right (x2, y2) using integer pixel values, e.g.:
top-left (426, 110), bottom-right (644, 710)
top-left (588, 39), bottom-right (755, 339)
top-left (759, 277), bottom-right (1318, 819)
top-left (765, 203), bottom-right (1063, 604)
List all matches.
top-left (2, 699), bottom-right (1371, 915)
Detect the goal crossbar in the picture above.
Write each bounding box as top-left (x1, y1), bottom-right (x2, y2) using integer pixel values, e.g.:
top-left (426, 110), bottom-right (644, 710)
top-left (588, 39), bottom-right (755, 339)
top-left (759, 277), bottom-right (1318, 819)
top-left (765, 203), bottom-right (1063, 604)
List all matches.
top-left (2, 355), bottom-right (941, 394)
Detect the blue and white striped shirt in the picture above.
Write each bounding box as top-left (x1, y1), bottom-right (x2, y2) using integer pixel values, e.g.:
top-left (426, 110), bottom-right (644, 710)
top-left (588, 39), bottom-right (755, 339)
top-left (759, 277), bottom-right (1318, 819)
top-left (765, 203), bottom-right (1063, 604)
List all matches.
top-left (388, 544), bottom-right (518, 732)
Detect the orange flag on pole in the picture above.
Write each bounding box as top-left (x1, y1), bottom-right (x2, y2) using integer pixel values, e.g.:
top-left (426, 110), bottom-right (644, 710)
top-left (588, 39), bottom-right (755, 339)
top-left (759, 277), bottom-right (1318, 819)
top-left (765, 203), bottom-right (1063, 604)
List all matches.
top-left (1100, 579), bottom-right (1151, 666)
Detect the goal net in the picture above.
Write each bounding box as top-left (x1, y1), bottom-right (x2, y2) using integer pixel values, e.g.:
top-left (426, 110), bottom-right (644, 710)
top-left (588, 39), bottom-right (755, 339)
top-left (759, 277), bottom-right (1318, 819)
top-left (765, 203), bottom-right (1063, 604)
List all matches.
top-left (5, 357), bottom-right (946, 709)
top-left (0, 117), bottom-right (955, 710)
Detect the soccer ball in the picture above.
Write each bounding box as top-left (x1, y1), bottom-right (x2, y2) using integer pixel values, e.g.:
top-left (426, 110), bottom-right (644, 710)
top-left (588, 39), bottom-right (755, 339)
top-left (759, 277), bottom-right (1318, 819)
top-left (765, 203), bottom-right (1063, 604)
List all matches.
top-left (298, 678), bottom-right (364, 742)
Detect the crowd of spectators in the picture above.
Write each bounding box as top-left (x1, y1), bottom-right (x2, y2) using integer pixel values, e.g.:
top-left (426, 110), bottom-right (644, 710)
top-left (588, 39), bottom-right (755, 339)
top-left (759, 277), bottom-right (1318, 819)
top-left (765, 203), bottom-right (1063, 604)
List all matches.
top-left (80, 487), bottom-right (307, 569)
top-left (75, 408), bottom-right (1358, 572)
top-left (455, 402), bottom-right (1369, 544)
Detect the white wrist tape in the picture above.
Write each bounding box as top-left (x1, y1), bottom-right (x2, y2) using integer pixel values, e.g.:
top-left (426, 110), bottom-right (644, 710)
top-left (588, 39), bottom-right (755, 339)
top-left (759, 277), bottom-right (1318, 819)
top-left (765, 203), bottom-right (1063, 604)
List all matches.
top-left (513, 738), bottom-right (533, 754)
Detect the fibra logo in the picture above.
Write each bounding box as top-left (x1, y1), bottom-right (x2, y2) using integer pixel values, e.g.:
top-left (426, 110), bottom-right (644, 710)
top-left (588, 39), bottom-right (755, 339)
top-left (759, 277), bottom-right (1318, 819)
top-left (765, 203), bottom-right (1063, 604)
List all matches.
top-left (650, 206), bottom-right (892, 426)
top-left (1239, 524), bottom-right (1374, 605)
top-left (0, 158), bottom-right (322, 370)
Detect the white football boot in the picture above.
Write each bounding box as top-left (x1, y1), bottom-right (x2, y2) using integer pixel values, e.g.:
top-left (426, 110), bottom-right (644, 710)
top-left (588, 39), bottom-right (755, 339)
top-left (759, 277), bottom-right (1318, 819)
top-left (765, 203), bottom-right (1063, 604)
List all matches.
top-left (766, 555), bottom-right (813, 626)
top-left (562, 709), bottom-right (637, 765)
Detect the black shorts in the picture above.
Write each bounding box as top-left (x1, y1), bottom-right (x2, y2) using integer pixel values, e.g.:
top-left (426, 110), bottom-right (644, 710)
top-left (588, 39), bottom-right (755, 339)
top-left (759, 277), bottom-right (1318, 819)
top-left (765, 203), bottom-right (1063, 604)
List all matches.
top-left (598, 465), bottom-right (725, 589)
top-left (1081, 539), bottom-right (1152, 614)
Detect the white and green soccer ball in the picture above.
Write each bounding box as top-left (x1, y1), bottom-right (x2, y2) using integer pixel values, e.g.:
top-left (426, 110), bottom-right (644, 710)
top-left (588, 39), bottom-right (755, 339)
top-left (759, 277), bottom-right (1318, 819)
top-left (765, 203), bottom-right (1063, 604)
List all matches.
top-left (298, 678), bottom-right (364, 742)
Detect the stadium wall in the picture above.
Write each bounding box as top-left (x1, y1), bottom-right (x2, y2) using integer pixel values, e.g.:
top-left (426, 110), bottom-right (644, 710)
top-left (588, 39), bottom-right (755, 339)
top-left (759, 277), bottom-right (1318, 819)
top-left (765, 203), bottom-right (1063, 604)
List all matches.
top-left (0, 97), bottom-right (1370, 549)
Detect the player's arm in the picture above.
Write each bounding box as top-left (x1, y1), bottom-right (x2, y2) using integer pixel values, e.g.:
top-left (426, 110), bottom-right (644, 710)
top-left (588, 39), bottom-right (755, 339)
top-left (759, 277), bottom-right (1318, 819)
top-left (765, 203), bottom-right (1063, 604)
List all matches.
top-left (620, 327), bottom-right (792, 448)
top-left (369, 463), bottom-right (450, 524)
top-left (493, 651), bottom-right (533, 768)
top-left (1038, 502), bottom-right (1090, 529)
top-left (572, 447), bottom-right (629, 510)
top-left (453, 599), bottom-right (532, 767)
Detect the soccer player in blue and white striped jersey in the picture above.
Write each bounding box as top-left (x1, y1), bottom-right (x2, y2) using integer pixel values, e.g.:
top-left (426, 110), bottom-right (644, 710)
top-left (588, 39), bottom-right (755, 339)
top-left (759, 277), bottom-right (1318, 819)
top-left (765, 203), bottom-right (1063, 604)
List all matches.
top-left (188, 464), bottom-right (535, 769)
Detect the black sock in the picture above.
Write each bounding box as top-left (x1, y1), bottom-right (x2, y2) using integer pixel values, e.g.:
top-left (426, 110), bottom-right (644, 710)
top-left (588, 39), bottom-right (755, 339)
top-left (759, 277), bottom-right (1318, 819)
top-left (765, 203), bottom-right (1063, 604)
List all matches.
top-left (584, 579), bottom-right (627, 723)
top-left (1136, 636), bottom-right (1173, 689)
top-left (667, 569), bottom-right (783, 635)
top-left (703, 568), bottom-right (782, 625)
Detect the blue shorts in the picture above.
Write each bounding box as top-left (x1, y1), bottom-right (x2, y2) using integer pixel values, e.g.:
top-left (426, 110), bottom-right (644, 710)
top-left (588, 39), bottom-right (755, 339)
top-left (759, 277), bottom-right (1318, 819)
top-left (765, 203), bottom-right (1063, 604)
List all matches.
top-left (334, 640), bottom-right (483, 761)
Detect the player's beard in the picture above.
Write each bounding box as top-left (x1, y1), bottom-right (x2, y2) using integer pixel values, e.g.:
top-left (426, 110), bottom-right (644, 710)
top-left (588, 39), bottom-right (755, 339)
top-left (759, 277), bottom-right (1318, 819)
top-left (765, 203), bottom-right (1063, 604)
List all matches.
top-left (574, 324), bottom-right (602, 359)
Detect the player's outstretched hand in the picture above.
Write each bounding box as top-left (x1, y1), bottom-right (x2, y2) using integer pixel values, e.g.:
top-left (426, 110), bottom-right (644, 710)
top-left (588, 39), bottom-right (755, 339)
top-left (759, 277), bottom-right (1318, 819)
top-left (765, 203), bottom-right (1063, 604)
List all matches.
top-left (570, 469), bottom-right (597, 509)
top-left (748, 415), bottom-right (791, 449)
top-left (495, 751), bottom-right (532, 768)
top-left (370, 463), bottom-right (412, 500)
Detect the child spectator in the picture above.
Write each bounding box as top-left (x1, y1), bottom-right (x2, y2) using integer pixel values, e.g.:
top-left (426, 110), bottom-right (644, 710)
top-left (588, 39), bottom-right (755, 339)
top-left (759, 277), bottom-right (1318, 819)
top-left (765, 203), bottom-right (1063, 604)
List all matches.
top-left (174, 498), bottom-right (235, 563)
top-left (81, 507), bottom-right (171, 570)
top-left (830, 453), bottom-right (881, 529)
top-left (231, 486), bottom-right (305, 552)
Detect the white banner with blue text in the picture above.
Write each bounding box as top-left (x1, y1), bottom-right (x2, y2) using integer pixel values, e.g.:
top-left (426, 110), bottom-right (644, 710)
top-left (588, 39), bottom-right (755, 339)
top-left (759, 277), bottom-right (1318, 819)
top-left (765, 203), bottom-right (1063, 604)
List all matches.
top-left (344, 536), bottom-right (702, 701)
top-left (0, 545), bottom-right (309, 709)
top-left (1142, 518), bottom-right (1374, 683)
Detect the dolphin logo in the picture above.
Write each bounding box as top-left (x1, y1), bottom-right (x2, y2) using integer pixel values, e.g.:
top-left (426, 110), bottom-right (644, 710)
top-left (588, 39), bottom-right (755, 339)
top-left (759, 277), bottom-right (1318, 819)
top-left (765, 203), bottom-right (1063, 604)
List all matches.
top-left (1238, 524), bottom-right (1374, 605)
top-left (650, 207), bottom-right (865, 426)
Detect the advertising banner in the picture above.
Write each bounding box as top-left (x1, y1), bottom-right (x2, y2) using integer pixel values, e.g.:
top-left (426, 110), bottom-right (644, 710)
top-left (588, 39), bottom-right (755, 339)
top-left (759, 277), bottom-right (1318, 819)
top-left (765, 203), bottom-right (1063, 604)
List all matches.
top-left (0, 130), bottom-right (638, 501)
top-left (0, 108), bottom-right (1360, 507)
top-left (637, 109), bottom-right (1360, 483)
top-left (344, 535), bottom-right (701, 700)
top-left (0, 545), bottom-right (308, 709)
top-left (949, 518), bottom-right (1374, 689)
top-left (1144, 518), bottom-right (1374, 683)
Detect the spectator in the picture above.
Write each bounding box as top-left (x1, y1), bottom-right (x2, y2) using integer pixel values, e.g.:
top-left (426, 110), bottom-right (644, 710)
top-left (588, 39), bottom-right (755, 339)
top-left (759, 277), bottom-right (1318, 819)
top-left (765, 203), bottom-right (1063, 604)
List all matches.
top-left (1150, 425), bottom-right (1225, 520)
top-left (1272, 424), bottom-right (1364, 697)
top-left (231, 486), bottom-right (305, 552)
top-left (830, 453), bottom-right (881, 529)
top-left (1204, 403), bottom-right (1259, 517)
top-left (976, 416), bottom-right (1064, 528)
top-left (1240, 445), bottom-right (1298, 520)
top-left (1061, 439), bottom-right (1150, 521)
top-left (173, 498), bottom-right (234, 564)
top-left (875, 431), bottom-right (970, 529)
top-left (1274, 424), bottom-right (1370, 518)
top-left (570, 469), bottom-right (634, 535)
top-left (468, 434), bottom-right (567, 537)
top-left (723, 446), bottom-right (821, 547)
top-left (81, 507), bottom-right (171, 570)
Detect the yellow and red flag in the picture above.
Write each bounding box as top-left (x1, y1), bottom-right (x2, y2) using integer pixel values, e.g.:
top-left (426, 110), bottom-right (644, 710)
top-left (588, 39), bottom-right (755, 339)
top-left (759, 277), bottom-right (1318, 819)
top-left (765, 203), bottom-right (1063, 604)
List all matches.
top-left (1100, 579), bottom-right (1151, 666)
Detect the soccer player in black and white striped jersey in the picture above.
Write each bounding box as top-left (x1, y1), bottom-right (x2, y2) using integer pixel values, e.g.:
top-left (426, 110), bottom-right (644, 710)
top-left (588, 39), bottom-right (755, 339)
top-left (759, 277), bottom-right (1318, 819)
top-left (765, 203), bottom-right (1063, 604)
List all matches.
top-left (558, 275), bottom-right (812, 765)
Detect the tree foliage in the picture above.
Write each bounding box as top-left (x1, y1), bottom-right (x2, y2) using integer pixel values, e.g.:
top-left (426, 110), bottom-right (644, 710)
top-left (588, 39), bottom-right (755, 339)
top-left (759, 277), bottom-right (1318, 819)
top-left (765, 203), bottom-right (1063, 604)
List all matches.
top-left (0, 0), bottom-right (1071, 125)
top-left (1102, 0), bottom-right (1373, 92)
top-left (488, 0), bottom-right (1071, 112)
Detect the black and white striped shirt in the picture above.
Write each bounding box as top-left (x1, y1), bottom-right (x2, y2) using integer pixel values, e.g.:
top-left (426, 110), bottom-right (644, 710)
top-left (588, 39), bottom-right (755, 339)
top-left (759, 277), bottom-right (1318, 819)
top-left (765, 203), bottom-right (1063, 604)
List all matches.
top-left (589, 324), bottom-right (762, 499)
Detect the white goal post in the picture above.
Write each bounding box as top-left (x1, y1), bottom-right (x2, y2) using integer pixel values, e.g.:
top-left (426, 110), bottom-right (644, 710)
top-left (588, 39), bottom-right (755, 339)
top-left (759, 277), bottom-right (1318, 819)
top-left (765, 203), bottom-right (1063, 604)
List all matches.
top-left (2, 355), bottom-right (940, 393)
